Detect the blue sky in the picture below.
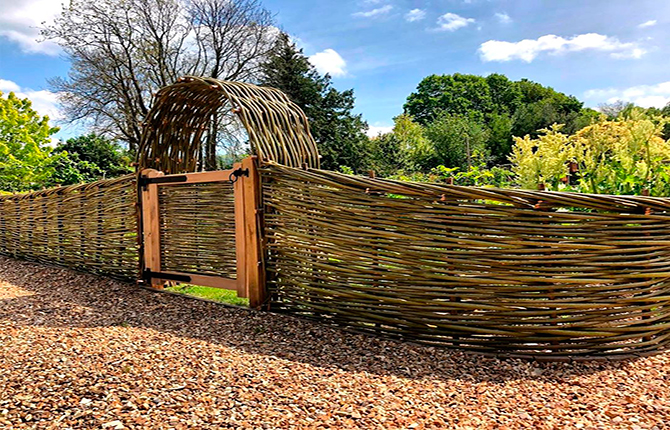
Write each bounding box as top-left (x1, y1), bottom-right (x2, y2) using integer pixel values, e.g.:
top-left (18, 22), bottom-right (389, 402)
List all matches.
top-left (1, 0), bottom-right (669, 139)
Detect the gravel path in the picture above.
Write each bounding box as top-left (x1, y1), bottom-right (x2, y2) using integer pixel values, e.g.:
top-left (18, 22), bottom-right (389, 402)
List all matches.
top-left (1, 256), bottom-right (669, 429)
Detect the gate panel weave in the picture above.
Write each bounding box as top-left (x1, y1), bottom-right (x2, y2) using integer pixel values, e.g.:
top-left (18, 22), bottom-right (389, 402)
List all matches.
top-left (261, 163), bottom-right (670, 359)
top-left (158, 181), bottom-right (237, 278)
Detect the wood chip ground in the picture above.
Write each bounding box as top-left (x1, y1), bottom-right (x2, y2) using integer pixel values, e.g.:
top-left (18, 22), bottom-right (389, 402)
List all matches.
top-left (1, 256), bottom-right (668, 429)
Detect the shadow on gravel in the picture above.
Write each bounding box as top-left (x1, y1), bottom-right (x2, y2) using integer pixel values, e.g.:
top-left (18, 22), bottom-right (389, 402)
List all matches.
top-left (0, 256), bottom-right (642, 384)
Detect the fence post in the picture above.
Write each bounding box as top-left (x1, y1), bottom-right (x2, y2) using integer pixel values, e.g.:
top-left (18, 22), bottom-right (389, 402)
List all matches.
top-left (233, 161), bottom-right (248, 299)
top-left (240, 156), bottom-right (266, 308)
top-left (140, 169), bottom-right (164, 287)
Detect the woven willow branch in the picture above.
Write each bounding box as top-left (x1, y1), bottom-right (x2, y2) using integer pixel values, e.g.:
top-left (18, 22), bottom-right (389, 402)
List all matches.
top-left (137, 76), bottom-right (320, 173)
top-left (261, 162), bottom-right (670, 360)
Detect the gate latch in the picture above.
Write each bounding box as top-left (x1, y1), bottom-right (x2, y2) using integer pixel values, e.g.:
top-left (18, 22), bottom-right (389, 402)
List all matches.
top-left (229, 168), bottom-right (249, 183)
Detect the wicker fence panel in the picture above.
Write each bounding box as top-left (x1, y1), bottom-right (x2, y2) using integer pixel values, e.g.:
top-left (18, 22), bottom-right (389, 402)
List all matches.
top-left (158, 181), bottom-right (237, 278)
top-left (0, 176), bottom-right (139, 280)
top-left (261, 163), bottom-right (670, 359)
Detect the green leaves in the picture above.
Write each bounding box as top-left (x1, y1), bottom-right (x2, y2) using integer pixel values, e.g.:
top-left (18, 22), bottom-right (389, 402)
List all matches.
top-left (0, 92), bottom-right (131, 192)
top-left (260, 33), bottom-right (370, 173)
top-left (0, 92), bottom-right (60, 192)
top-left (509, 110), bottom-right (670, 195)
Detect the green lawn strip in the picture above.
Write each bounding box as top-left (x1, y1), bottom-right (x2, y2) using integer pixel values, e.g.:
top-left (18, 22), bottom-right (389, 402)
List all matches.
top-left (164, 284), bottom-right (249, 306)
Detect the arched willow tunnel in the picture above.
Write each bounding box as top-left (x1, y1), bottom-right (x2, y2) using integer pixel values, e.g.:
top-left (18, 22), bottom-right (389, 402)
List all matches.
top-left (1, 76), bottom-right (670, 361)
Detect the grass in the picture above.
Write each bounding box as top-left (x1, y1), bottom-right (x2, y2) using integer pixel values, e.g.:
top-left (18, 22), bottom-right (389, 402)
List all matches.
top-left (164, 284), bottom-right (249, 307)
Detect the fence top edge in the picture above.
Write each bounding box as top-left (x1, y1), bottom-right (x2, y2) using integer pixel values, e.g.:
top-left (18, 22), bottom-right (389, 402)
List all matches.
top-left (260, 161), bottom-right (670, 213)
top-left (0, 174), bottom-right (136, 202)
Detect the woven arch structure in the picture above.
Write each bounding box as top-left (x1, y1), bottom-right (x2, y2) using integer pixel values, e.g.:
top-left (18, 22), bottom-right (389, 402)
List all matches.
top-left (137, 76), bottom-right (320, 173)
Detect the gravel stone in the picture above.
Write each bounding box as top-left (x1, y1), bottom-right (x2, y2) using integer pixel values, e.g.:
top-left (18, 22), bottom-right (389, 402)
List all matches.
top-left (1, 256), bottom-right (669, 429)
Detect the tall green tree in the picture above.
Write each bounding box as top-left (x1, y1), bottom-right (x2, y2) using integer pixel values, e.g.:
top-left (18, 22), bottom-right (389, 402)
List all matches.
top-left (54, 134), bottom-right (132, 180)
top-left (425, 113), bottom-right (488, 170)
top-left (0, 92), bottom-right (60, 192)
top-left (259, 33), bottom-right (370, 172)
top-left (404, 73), bottom-right (596, 163)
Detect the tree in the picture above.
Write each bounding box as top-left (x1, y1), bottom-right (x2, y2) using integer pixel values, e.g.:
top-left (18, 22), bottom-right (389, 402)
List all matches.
top-left (424, 113), bottom-right (488, 170)
top-left (52, 134), bottom-right (132, 184)
top-left (403, 73), bottom-right (593, 163)
top-left (404, 74), bottom-right (495, 125)
top-left (259, 33), bottom-right (370, 172)
top-left (42, 0), bottom-right (277, 162)
top-left (0, 92), bottom-right (60, 192)
top-left (598, 100), bottom-right (634, 119)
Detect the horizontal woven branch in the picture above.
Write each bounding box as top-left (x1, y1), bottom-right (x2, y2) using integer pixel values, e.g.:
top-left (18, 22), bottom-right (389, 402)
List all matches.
top-left (261, 162), bottom-right (670, 359)
top-left (0, 176), bottom-right (139, 280)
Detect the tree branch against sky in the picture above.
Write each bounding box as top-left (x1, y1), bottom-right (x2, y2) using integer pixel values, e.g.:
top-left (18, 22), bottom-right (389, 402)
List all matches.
top-left (41, 0), bottom-right (278, 154)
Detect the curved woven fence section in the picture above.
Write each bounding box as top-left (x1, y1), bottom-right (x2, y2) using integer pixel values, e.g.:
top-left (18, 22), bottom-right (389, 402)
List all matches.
top-left (137, 76), bottom-right (320, 173)
top-left (261, 163), bottom-right (670, 359)
top-left (0, 176), bottom-right (139, 280)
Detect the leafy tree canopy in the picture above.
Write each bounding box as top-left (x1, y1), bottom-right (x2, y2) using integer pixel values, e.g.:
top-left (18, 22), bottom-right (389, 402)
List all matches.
top-left (54, 134), bottom-right (132, 180)
top-left (0, 92), bottom-right (60, 192)
top-left (404, 73), bottom-right (599, 163)
top-left (259, 33), bottom-right (370, 172)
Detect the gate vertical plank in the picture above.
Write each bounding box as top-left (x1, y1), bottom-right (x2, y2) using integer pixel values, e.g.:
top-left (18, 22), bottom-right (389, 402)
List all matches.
top-left (233, 161), bottom-right (248, 298)
top-left (241, 156), bottom-right (266, 308)
top-left (140, 169), bottom-right (164, 287)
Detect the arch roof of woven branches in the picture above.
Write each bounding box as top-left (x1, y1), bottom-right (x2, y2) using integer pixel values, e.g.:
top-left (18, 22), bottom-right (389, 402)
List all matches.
top-left (137, 76), bottom-right (320, 173)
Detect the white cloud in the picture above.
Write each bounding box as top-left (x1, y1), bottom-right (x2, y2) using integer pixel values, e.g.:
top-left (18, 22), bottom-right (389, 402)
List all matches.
top-left (584, 81), bottom-right (670, 108)
top-left (638, 20), bottom-right (657, 28)
top-left (495, 12), bottom-right (512, 24)
top-left (0, 78), bottom-right (62, 121)
top-left (405, 9), bottom-right (426, 22)
top-left (0, 0), bottom-right (62, 55)
top-left (353, 5), bottom-right (393, 18)
top-left (435, 13), bottom-right (475, 32)
top-left (366, 125), bottom-right (393, 138)
top-left (308, 49), bottom-right (348, 77)
top-left (479, 33), bottom-right (646, 63)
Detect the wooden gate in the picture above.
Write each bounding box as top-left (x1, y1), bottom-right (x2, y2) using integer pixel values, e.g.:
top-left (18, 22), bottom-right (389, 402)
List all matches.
top-left (138, 156), bottom-right (265, 307)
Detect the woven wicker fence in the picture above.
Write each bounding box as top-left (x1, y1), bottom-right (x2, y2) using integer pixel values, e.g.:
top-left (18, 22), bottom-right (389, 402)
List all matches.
top-left (261, 163), bottom-right (670, 359)
top-left (0, 176), bottom-right (139, 280)
top-left (158, 180), bottom-right (237, 279)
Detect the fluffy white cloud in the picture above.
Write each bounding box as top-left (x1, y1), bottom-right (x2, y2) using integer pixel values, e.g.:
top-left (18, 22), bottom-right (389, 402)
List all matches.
top-left (308, 49), bottom-right (348, 77)
top-left (353, 5), bottom-right (393, 18)
top-left (0, 0), bottom-right (61, 55)
top-left (638, 20), bottom-right (657, 28)
top-left (435, 13), bottom-right (475, 32)
top-left (495, 12), bottom-right (512, 24)
top-left (479, 33), bottom-right (645, 63)
top-left (584, 81), bottom-right (670, 108)
top-left (405, 9), bottom-right (426, 22)
top-left (366, 125), bottom-right (393, 138)
top-left (0, 78), bottom-right (62, 121)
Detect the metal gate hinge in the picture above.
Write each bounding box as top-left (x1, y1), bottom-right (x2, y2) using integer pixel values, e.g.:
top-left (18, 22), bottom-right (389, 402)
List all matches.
top-left (229, 168), bottom-right (249, 183)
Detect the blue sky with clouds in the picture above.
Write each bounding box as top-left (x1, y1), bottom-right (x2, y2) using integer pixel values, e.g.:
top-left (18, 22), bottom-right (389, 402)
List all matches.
top-left (1, 0), bottom-right (669, 139)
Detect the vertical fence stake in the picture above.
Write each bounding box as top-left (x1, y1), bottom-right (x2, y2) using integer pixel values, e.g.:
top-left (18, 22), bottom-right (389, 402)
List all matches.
top-left (642, 188), bottom-right (653, 343)
top-left (140, 169), bottom-right (164, 287)
top-left (233, 161), bottom-right (248, 299)
top-left (241, 156), bottom-right (267, 308)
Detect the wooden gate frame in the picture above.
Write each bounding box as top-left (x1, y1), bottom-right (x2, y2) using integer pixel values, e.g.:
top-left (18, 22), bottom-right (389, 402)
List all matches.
top-left (139, 156), bottom-right (266, 308)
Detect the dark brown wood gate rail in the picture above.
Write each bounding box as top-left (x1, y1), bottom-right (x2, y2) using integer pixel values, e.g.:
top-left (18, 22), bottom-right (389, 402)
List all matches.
top-left (139, 156), bottom-right (266, 307)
